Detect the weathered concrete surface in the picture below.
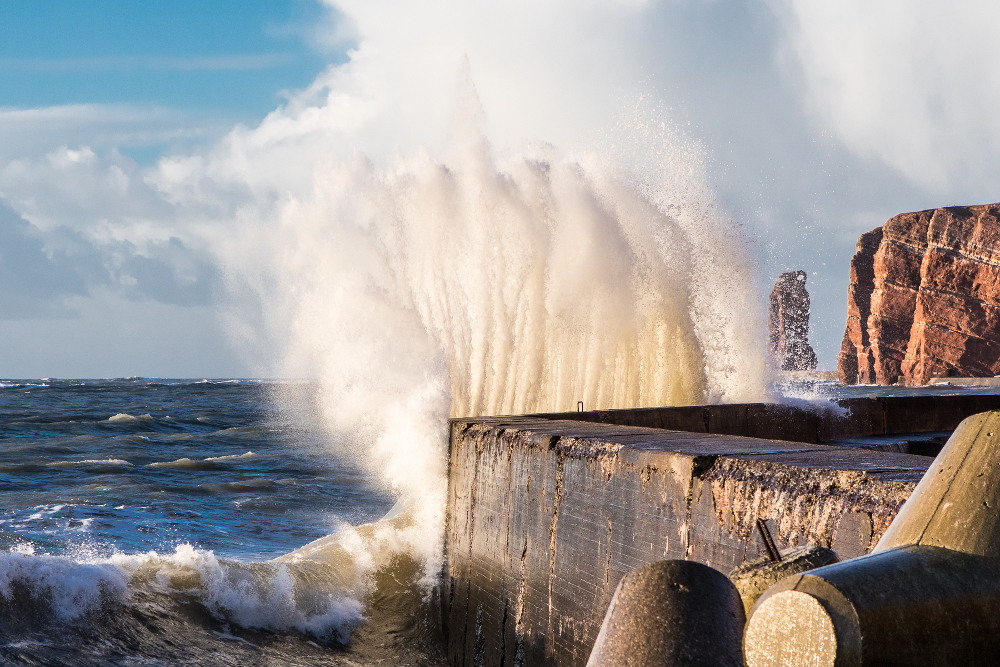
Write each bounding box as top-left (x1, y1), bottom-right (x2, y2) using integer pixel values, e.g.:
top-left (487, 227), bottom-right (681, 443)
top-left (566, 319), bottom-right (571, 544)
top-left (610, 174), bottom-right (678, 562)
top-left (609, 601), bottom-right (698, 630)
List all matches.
top-left (585, 560), bottom-right (744, 667)
top-left (537, 394), bottom-right (1000, 445)
top-left (442, 418), bottom-right (929, 667)
top-left (745, 412), bottom-right (1000, 666)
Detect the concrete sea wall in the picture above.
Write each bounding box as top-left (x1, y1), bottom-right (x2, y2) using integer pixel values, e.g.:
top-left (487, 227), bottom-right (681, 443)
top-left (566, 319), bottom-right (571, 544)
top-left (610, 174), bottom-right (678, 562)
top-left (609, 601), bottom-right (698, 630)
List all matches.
top-left (440, 412), bottom-right (939, 667)
top-left (535, 394), bottom-right (1000, 443)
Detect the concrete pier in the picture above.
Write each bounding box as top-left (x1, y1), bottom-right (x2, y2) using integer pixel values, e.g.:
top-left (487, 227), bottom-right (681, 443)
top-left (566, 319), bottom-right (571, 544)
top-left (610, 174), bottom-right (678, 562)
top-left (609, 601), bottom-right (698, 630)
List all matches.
top-left (441, 395), bottom-right (1000, 667)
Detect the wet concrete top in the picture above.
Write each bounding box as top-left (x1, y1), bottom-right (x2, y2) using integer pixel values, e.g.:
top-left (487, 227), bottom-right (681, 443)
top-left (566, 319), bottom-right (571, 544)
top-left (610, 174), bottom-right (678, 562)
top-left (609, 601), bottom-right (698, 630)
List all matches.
top-left (452, 393), bottom-right (1000, 477)
top-left (452, 416), bottom-right (931, 484)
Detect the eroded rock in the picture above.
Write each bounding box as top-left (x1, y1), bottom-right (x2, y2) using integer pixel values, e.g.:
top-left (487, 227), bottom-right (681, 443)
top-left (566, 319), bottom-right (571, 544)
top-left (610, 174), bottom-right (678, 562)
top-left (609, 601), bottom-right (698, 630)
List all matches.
top-left (838, 203), bottom-right (1000, 385)
top-left (769, 270), bottom-right (818, 371)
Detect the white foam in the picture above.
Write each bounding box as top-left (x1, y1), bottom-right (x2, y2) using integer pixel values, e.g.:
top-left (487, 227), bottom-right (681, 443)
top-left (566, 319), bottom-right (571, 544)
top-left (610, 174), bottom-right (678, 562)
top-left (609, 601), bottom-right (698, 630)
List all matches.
top-left (114, 544), bottom-right (364, 640)
top-left (107, 413), bottom-right (153, 423)
top-left (0, 551), bottom-right (129, 621)
top-left (0, 544), bottom-right (366, 640)
top-left (148, 457), bottom-right (205, 469)
top-left (204, 451), bottom-right (255, 462)
top-left (48, 459), bottom-right (132, 468)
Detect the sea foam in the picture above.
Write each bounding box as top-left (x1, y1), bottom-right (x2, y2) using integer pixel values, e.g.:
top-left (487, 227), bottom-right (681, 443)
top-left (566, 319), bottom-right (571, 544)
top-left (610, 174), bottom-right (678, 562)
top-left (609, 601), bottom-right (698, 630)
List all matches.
top-left (0, 539), bottom-right (375, 641)
top-left (222, 83), bottom-right (769, 596)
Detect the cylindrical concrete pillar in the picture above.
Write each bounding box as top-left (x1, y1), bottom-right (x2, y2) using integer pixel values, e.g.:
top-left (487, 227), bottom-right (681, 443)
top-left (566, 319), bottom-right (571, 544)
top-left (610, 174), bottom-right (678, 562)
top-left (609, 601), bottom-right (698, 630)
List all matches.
top-left (744, 545), bottom-right (1000, 666)
top-left (729, 545), bottom-right (837, 616)
top-left (744, 412), bottom-right (1000, 666)
top-left (586, 560), bottom-right (744, 667)
top-left (875, 410), bottom-right (1000, 556)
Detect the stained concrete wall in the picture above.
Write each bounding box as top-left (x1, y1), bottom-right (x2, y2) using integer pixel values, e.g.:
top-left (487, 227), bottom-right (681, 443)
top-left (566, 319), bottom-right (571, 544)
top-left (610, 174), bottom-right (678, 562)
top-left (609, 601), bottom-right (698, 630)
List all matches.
top-left (441, 417), bottom-right (930, 667)
top-left (536, 394), bottom-right (1000, 443)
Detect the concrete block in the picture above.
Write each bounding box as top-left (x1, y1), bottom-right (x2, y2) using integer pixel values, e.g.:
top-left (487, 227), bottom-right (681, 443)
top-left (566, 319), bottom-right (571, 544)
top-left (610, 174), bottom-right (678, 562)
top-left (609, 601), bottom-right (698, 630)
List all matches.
top-left (746, 404), bottom-right (818, 443)
top-left (745, 411), bottom-right (1000, 666)
top-left (744, 545), bottom-right (1000, 667)
top-left (876, 410), bottom-right (1000, 556)
top-left (818, 398), bottom-right (884, 441)
top-left (881, 396), bottom-right (967, 434)
top-left (831, 511), bottom-right (873, 560)
top-left (729, 545), bottom-right (837, 616)
top-left (704, 404), bottom-right (749, 436)
top-left (586, 560), bottom-right (744, 667)
top-left (443, 419), bottom-right (928, 666)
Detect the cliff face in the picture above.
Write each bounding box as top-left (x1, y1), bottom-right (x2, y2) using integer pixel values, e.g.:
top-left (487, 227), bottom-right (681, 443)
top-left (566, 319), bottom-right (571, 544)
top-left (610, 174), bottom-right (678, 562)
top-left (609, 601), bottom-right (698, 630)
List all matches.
top-left (768, 271), bottom-right (818, 371)
top-left (839, 204), bottom-right (1000, 385)
top-left (838, 228), bottom-right (882, 384)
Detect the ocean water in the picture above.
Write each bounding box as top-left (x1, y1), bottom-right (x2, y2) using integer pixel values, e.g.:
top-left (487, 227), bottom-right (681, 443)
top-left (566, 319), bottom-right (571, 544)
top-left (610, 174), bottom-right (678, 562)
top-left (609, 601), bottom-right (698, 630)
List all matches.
top-left (0, 378), bottom-right (445, 666)
top-left (773, 377), bottom-right (1000, 401)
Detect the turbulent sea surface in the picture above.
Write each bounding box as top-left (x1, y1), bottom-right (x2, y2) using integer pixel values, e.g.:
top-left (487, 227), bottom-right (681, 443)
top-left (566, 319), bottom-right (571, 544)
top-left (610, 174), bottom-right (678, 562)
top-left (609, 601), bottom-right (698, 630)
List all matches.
top-left (0, 378), bottom-right (445, 666)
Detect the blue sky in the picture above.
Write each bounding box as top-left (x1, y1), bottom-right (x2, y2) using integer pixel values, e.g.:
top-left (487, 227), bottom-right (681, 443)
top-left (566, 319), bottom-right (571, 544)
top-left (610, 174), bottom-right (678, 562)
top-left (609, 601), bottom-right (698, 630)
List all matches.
top-left (0, 0), bottom-right (341, 162)
top-left (0, 0), bottom-right (350, 377)
top-left (0, 0), bottom-right (997, 380)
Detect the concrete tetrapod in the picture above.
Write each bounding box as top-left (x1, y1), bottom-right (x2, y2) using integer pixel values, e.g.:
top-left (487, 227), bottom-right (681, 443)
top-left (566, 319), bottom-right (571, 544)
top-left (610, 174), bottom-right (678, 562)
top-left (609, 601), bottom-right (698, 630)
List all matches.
top-left (744, 411), bottom-right (1000, 667)
top-left (586, 560), bottom-right (745, 667)
top-left (729, 545), bottom-right (837, 616)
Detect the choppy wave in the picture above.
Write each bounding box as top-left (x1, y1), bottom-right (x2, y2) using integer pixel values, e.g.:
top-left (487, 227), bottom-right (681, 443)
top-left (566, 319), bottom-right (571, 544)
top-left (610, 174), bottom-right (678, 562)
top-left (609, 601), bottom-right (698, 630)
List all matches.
top-left (200, 478), bottom-right (279, 493)
top-left (149, 457), bottom-right (223, 471)
top-left (0, 548), bottom-right (129, 623)
top-left (206, 451), bottom-right (255, 462)
top-left (107, 413), bottom-right (154, 423)
top-left (47, 459), bottom-right (132, 468)
top-left (0, 544), bottom-right (361, 636)
top-left (0, 502), bottom-right (441, 664)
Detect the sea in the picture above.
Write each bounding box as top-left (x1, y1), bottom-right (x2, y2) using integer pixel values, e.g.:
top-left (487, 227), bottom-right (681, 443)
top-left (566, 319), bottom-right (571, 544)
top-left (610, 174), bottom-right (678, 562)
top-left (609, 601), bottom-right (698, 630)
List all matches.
top-left (3, 375), bottom-right (997, 667)
top-left (0, 378), bottom-right (445, 667)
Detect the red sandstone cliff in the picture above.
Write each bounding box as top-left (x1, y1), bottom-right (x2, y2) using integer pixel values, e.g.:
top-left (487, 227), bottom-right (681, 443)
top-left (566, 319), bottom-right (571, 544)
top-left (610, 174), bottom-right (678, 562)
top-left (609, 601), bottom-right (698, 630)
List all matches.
top-left (769, 271), bottom-right (818, 371)
top-left (839, 204), bottom-right (1000, 385)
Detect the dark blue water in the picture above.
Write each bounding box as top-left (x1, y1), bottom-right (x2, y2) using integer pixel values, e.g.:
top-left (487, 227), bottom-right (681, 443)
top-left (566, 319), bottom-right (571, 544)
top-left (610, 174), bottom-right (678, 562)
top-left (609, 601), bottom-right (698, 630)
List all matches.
top-left (0, 378), bottom-right (392, 560)
top-left (0, 379), bottom-right (443, 666)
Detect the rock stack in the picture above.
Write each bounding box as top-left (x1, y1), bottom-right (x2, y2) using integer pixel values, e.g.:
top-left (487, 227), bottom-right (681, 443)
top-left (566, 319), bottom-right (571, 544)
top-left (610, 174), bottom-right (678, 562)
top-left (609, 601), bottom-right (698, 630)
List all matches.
top-left (768, 271), bottom-right (818, 371)
top-left (839, 203), bottom-right (1000, 385)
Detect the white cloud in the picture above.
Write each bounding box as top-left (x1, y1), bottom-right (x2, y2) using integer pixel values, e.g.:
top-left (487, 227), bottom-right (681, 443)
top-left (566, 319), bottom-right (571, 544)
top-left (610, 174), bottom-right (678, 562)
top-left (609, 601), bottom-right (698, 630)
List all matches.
top-left (771, 0), bottom-right (1000, 193)
top-left (4, 0), bottom-right (1000, 379)
top-left (0, 104), bottom-right (217, 163)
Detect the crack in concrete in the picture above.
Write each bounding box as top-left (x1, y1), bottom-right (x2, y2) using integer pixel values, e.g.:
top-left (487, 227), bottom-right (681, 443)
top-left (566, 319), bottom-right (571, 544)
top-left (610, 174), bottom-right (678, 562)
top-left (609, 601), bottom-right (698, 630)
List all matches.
top-left (546, 442), bottom-right (564, 657)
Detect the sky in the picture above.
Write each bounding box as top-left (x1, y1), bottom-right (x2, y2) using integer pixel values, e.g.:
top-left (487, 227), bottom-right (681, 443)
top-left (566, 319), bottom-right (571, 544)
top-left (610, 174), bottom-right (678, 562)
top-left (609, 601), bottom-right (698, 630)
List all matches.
top-left (0, 0), bottom-right (998, 379)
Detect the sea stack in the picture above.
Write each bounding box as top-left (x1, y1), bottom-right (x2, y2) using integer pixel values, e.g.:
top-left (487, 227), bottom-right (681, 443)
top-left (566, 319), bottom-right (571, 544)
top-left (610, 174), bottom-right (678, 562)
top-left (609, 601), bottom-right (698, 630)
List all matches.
top-left (768, 270), bottom-right (818, 371)
top-left (839, 204), bottom-right (1000, 385)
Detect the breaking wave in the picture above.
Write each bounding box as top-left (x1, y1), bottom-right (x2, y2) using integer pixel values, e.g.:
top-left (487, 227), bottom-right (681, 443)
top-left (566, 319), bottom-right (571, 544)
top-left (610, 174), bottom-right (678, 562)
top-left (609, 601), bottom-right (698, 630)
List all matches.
top-left (0, 502), bottom-right (430, 651)
top-left (215, 80), bottom-right (770, 649)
